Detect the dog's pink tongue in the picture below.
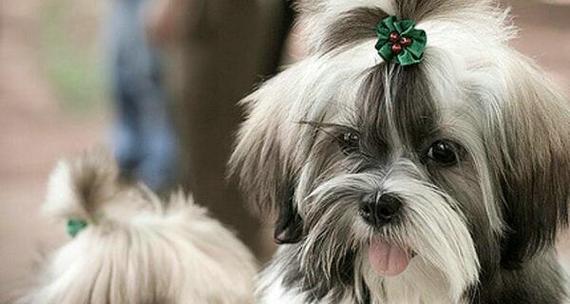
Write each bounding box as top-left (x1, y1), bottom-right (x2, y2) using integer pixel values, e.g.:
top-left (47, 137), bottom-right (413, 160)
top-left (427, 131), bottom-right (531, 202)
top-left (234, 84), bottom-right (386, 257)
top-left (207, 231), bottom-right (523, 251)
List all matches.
top-left (368, 239), bottom-right (410, 277)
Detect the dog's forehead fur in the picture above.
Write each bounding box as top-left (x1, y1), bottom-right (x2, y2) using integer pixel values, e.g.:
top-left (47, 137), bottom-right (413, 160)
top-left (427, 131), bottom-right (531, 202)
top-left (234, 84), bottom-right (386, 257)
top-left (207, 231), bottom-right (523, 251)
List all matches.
top-left (355, 65), bottom-right (438, 156)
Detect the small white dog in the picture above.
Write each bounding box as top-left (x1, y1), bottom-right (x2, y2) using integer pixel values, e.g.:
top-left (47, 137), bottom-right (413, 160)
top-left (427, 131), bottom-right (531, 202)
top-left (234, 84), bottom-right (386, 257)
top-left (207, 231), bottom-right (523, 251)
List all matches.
top-left (20, 152), bottom-right (257, 304)
top-left (230, 0), bottom-right (570, 303)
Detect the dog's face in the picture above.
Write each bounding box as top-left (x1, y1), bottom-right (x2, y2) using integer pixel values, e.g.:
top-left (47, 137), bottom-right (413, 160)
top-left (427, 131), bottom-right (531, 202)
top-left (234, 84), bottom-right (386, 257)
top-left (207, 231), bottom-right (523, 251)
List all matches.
top-left (231, 0), bottom-right (570, 301)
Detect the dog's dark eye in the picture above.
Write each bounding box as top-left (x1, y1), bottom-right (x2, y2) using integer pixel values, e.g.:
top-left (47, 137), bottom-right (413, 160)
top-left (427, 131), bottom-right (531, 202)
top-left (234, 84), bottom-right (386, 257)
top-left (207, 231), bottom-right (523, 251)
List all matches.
top-left (339, 131), bottom-right (360, 155)
top-left (426, 140), bottom-right (460, 166)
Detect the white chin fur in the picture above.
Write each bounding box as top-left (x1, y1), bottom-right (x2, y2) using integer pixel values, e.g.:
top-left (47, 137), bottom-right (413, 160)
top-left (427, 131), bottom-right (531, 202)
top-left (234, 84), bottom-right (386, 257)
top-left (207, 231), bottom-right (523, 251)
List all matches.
top-left (362, 162), bottom-right (480, 303)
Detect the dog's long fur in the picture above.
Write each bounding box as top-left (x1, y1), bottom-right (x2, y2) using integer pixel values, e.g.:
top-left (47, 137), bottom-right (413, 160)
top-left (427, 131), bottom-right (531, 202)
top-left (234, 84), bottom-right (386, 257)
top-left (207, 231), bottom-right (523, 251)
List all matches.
top-left (19, 1), bottom-right (569, 303)
top-left (21, 152), bottom-right (257, 304)
top-left (230, 0), bottom-right (570, 303)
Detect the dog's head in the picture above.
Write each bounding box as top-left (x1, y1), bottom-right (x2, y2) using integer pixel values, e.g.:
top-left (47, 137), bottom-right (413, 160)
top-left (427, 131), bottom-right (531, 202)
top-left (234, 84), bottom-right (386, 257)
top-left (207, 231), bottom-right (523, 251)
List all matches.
top-left (23, 152), bottom-right (257, 304)
top-left (230, 0), bottom-right (570, 301)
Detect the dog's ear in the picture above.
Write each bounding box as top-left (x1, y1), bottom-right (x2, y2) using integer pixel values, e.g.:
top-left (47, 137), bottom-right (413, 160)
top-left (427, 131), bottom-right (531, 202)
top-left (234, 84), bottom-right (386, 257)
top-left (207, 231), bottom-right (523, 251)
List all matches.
top-left (229, 75), bottom-right (305, 245)
top-left (486, 59), bottom-right (570, 269)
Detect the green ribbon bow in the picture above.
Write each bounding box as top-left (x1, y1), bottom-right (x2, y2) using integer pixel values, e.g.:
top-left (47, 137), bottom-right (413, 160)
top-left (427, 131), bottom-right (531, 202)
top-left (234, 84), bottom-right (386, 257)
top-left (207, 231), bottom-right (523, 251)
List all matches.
top-left (67, 219), bottom-right (88, 237)
top-left (375, 16), bottom-right (427, 66)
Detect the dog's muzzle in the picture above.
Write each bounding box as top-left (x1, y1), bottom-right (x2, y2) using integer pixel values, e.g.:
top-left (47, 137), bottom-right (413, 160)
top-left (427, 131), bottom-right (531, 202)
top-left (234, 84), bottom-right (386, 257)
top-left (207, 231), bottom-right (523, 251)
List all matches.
top-left (358, 192), bottom-right (414, 277)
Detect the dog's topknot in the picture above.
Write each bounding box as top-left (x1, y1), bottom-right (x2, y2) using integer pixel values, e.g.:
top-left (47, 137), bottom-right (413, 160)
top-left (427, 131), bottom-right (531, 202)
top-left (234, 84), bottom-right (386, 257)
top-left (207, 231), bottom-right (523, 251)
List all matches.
top-left (295, 0), bottom-right (514, 55)
top-left (297, 0), bottom-right (495, 18)
top-left (395, 0), bottom-right (493, 20)
top-left (43, 150), bottom-right (121, 224)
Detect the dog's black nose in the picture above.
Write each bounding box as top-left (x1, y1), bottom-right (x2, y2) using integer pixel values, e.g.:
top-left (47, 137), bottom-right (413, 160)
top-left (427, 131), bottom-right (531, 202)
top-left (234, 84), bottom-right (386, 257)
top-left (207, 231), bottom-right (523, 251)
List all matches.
top-left (359, 193), bottom-right (402, 227)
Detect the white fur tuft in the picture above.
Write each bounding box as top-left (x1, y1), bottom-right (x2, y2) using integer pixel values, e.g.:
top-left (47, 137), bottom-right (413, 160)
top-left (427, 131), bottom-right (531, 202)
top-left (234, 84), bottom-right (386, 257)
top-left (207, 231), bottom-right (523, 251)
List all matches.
top-left (42, 151), bottom-right (120, 223)
top-left (44, 161), bottom-right (83, 220)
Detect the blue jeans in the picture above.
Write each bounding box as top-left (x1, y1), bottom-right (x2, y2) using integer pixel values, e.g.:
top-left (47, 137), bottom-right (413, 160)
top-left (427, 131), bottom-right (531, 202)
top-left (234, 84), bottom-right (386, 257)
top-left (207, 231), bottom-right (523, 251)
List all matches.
top-left (107, 0), bottom-right (177, 191)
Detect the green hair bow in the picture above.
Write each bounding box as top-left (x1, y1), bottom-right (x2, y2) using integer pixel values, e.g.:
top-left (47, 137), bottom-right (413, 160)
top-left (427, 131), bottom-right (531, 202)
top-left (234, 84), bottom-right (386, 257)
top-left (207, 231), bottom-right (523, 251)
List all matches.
top-left (67, 218), bottom-right (88, 237)
top-left (375, 16), bottom-right (427, 66)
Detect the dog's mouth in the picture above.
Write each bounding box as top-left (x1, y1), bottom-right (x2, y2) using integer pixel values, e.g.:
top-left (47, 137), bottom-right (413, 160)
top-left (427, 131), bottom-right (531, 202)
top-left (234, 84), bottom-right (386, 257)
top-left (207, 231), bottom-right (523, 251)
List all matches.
top-left (368, 238), bottom-right (415, 277)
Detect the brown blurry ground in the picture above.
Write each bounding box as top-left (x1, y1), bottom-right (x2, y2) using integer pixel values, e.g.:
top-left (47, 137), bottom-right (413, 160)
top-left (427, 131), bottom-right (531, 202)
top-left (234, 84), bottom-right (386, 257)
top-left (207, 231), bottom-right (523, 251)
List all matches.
top-left (0, 0), bottom-right (568, 300)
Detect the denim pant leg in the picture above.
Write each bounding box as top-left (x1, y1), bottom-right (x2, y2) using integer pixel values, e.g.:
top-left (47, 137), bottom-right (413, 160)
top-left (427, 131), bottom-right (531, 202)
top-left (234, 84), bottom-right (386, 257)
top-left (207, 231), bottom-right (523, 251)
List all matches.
top-left (108, 0), bottom-right (177, 191)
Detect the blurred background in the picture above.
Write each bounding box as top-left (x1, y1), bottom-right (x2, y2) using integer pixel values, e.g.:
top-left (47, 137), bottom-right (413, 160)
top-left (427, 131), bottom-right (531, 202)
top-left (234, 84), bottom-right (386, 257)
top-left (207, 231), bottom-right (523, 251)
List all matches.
top-left (0, 0), bottom-right (569, 300)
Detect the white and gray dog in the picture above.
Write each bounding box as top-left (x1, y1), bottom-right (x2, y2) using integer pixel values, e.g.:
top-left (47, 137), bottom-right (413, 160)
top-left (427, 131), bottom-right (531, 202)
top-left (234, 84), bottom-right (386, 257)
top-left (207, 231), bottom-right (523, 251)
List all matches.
top-left (230, 0), bottom-right (570, 303)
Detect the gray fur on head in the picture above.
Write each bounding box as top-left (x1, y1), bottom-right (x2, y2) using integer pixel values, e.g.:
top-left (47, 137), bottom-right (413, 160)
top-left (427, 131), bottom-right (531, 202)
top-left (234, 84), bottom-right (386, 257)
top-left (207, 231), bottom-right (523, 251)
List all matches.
top-left (230, 0), bottom-right (570, 303)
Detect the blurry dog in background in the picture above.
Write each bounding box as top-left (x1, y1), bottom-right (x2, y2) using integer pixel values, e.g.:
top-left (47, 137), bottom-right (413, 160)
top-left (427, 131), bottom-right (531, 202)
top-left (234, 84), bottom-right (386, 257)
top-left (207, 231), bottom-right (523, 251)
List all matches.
top-left (230, 0), bottom-right (570, 303)
top-left (20, 152), bottom-right (256, 304)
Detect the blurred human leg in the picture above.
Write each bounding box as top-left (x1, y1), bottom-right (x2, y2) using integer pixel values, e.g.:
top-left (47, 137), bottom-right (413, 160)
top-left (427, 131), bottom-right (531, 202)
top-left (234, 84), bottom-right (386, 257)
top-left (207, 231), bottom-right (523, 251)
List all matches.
top-left (107, 0), bottom-right (178, 192)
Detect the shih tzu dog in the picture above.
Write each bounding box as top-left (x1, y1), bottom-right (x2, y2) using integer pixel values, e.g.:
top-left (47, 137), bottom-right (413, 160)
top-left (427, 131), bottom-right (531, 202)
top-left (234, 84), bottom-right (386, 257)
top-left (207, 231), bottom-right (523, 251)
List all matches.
top-left (230, 0), bottom-right (570, 303)
top-left (20, 152), bottom-right (256, 304)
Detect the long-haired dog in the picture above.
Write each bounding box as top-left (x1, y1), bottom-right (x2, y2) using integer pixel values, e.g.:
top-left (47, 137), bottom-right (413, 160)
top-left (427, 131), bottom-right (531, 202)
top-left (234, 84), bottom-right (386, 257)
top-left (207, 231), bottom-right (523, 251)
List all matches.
top-left (230, 0), bottom-right (570, 303)
top-left (20, 152), bottom-right (256, 304)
